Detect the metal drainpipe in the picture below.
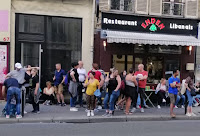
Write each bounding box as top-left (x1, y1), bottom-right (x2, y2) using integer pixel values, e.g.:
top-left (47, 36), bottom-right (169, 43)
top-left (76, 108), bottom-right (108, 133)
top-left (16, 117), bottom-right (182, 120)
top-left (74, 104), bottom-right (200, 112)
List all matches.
top-left (91, 0), bottom-right (95, 66)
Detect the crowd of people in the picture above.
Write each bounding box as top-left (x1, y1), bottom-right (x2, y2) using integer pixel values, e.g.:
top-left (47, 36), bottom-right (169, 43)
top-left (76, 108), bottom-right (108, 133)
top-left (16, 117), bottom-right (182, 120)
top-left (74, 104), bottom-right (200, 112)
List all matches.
top-left (2, 61), bottom-right (200, 119)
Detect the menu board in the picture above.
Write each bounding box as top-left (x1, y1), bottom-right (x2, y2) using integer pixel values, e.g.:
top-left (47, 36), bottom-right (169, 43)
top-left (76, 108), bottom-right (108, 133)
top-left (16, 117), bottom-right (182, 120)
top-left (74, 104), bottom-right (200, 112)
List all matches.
top-left (0, 45), bottom-right (7, 84)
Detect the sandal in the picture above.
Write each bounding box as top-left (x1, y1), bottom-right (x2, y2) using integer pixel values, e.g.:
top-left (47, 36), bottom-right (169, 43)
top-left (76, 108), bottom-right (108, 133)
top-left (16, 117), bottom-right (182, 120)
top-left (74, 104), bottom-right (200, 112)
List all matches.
top-left (125, 112), bottom-right (133, 115)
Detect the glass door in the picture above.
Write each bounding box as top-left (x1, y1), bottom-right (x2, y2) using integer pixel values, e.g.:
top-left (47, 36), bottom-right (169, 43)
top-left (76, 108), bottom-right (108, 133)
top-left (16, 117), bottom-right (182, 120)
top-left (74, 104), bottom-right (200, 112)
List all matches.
top-left (21, 43), bottom-right (42, 83)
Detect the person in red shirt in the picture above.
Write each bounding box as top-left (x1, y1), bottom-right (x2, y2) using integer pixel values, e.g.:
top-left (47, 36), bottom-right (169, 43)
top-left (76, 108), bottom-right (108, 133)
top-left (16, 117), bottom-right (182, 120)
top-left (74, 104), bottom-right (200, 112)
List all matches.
top-left (134, 64), bottom-right (148, 113)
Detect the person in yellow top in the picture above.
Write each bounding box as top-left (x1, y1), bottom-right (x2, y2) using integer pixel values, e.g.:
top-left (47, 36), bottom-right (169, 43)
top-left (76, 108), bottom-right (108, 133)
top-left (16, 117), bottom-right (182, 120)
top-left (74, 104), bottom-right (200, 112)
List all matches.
top-left (84, 71), bottom-right (100, 117)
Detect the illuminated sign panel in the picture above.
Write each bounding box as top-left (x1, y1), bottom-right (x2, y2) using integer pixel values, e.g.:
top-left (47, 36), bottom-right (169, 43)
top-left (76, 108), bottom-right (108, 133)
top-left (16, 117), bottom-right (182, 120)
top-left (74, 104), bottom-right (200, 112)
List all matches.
top-left (102, 12), bottom-right (198, 36)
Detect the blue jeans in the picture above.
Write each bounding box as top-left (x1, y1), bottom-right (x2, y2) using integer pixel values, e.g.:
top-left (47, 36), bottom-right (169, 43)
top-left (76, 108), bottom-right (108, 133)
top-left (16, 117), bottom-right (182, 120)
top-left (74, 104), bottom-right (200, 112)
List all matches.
top-left (175, 94), bottom-right (185, 106)
top-left (6, 87), bottom-right (21, 115)
top-left (70, 96), bottom-right (77, 107)
top-left (193, 94), bottom-right (200, 104)
top-left (137, 94), bottom-right (146, 106)
top-left (104, 90), bottom-right (120, 111)
top-left (186, 90), bottom-right (193, 107)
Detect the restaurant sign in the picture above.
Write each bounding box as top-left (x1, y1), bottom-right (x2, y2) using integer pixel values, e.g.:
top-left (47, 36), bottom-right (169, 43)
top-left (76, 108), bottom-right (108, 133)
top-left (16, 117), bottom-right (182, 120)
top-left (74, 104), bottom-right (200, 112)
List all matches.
top-left (102, 12), bottom-right (198, 36)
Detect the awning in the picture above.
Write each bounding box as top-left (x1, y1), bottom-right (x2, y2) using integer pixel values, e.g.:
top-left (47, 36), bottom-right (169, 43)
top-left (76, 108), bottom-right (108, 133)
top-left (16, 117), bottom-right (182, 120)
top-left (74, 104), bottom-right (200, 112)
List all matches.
top-left (105, 30), bottom-right (200, 46)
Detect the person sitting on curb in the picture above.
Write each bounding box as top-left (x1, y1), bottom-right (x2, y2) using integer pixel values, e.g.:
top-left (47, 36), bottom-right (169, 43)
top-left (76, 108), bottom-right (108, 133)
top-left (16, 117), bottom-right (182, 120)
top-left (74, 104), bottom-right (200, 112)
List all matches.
top-left (2, 77), bottom-right (22, 119)
top-left (42, 81), bottom-right (55, 105)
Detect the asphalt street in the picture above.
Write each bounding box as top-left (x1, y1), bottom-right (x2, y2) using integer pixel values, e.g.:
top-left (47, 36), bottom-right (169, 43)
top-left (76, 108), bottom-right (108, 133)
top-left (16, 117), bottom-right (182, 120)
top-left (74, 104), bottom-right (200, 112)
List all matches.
top-left (0, 121), bottom-right (200, 136)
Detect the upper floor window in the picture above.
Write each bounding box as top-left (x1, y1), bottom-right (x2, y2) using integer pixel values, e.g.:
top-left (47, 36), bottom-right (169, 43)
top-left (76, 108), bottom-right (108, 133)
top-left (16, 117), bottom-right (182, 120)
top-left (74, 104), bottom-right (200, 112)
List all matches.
top-left (162, 0), bottom-right (185, 16)
top-left (111, 0), bottom-right (133, 11)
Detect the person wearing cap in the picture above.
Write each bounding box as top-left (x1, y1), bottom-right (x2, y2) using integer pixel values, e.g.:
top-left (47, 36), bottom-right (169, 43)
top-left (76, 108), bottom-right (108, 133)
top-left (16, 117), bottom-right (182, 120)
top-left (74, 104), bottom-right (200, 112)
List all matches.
top-left (6, 63), bottom-right (39, 87)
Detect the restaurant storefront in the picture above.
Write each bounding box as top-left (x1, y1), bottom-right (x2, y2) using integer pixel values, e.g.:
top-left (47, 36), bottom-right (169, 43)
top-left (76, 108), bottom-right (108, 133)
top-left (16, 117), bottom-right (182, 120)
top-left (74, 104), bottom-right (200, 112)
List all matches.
top-left (94, 12), bottom-right (200, 88)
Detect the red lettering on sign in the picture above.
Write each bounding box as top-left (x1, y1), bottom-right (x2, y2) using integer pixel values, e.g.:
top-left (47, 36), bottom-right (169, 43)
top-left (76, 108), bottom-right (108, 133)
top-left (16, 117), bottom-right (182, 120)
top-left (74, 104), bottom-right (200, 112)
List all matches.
top-left (158, 23), bottom-right (165, 30)
top-left (145, 19), bottom-right (151, 26)
top-left (156, 20), bottom-right (161, 26)
top-left (151, 18), bottom-right (156, 24)
top-left (141, 23), bottom-right (147, 29)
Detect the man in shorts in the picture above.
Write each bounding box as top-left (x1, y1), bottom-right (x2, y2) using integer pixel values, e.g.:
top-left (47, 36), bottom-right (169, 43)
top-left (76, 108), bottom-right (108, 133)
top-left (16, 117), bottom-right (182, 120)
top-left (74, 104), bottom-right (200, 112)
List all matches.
top-left (53, 63), bottom-right (66, 106)
top-left (168, 69), bottom-right (180, 118)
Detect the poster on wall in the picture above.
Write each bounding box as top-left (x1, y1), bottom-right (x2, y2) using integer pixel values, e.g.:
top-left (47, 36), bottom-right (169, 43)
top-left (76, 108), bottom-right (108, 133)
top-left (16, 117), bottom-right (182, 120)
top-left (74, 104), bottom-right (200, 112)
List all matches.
top-left (0, 0), bottom-right (10, 42)
top-left (0, 45), bottom-right (7, 84)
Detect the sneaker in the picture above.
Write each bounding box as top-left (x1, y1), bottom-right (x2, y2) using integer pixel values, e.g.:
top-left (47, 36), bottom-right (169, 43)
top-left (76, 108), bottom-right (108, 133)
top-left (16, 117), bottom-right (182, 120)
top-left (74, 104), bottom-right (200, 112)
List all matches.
top-left (6, 115), bottom-right (10, 119)
top-left (174, 105), bottom-right (178, 109)
top-left (57, 102), bottom-right (61, 105)
top-left (162, 99), bottom-right (166, 103)
top-left (91, 110), bottom-right (94, 116)
top-left (61, 103), bottom-right (66, 107)
top-left (97, 105), bottom-right (102, 110)
top-left (85, 109), bottom-right (88, 112)
top-left (102, 112), bottom-right (109, 117)
top-left (181, 105), bottom-right (185, 109)
top-left (16, 115), bottom-right (22, 119)
top-left (141, 108), bottom-right (144, 113)
top-left (70, 107), bottom-right (78, 112)
top-left (186, 113), bottom-right (192, 117)
top-left (191, 113), bottom-right (197, 116)
top-left (24, 111), bottom-right (28, 114)
top-left (194, 103), bottom-right (199, 107)
top-left (136, 105), bottom-right (140, 109)
top-left (32, 110), bottom-right (40, 114)
top-left (131, 108), bottom-right (136, 113)
top-left (115, 105), bottom-right (119, 110)
top-left (144, 105), bottom-right (150, 109)
top-left (106, 113), bottom-right (113, 117)
top-left (157, 105), bottom-right (161, 109)
top-left (87, 111), bottom-right (91, 117)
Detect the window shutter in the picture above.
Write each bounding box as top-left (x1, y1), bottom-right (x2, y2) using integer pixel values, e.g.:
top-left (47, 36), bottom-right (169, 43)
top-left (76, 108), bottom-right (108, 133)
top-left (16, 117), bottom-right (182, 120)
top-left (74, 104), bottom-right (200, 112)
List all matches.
top-left (149, 0), bottom-right (162, 15)
top-left (135, 0), bottom-right (148, 14)
top-left (99, 0), bottom-right (110, 11)
top-left (185, 0), bottom-right (198, 18)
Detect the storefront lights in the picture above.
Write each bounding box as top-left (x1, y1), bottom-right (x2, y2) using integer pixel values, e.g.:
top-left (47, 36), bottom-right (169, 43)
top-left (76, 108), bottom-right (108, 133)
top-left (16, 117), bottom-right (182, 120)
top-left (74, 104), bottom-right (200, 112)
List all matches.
top-left (189, 46), bottom-right (192, 55)
top-left (103, 41), bottom-right (107, 51)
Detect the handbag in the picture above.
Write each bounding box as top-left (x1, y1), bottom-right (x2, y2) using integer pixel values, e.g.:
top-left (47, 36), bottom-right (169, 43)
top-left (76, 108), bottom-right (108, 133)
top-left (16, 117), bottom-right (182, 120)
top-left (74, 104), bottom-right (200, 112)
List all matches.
top-left (190, 89), bottom-right (196, 96)
top-left (94, 89), bottom-right (101, 97)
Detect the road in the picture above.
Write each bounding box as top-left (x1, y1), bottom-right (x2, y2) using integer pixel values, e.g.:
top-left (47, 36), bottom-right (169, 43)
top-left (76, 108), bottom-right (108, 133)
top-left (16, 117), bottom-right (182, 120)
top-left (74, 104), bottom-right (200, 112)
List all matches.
top-left (0, 121), bottom-right (200, 136)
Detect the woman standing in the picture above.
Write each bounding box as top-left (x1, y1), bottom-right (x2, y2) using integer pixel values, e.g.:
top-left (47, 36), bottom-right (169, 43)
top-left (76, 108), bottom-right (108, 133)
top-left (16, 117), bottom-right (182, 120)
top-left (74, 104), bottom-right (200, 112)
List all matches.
top-left (68, 62), bottom-right (79, 112)
top-left (185, 73), bottom-right (196, 116)
top-left (29, 68), bottom-right (40, 113)
top-left (125, 68), bottom-right (138, 114)
top-left (84, 72), bottom-right (100, 117)
top-left (156, 78), bottom-right (167, 109)
top-left (103, 68), bottom-right (121, 117)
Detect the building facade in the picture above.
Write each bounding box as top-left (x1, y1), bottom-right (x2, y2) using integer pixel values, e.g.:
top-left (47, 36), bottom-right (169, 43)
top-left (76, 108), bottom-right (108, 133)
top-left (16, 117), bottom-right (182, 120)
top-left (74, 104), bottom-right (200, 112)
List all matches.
top-left (94, 0), bottom-right (200, 89)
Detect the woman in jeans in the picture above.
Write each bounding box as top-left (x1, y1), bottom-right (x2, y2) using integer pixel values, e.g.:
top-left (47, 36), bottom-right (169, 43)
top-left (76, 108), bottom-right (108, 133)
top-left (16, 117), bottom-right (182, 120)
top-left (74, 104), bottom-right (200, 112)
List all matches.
top-left (156, 78), bottom-right (167, 109)
top-left (84, 72), bottom-right (100, 117)
top-left (103, 68), bottom-right (121, 117)
top-left (68, 62), bottom-right (79, 112)
top-left (185, 73), bottom-right (196, 116)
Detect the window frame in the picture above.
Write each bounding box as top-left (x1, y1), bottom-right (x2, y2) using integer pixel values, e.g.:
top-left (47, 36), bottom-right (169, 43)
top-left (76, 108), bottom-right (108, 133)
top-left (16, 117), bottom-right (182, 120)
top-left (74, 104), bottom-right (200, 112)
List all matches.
top-left (110, 0), bottom-right (134, 12)
top-left (162, 0), bottom-right (185, 17)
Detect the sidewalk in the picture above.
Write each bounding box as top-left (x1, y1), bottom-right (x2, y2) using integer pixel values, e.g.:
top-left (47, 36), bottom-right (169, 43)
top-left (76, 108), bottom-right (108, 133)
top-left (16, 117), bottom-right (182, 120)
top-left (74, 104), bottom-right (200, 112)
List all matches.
top-left (0, 102), bottom-right (200, 124)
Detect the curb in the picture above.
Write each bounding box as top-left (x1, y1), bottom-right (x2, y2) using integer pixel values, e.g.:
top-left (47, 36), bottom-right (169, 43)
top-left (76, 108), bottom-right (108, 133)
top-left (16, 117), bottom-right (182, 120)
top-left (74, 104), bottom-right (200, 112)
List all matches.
top-left (0, 115), bottom-right (200, 124)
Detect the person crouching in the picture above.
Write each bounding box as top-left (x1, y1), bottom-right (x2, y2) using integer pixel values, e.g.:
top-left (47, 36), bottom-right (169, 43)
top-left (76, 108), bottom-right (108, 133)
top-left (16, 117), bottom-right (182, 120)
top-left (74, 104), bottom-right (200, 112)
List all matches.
top-left (84, 71), bottom-right (100, 117)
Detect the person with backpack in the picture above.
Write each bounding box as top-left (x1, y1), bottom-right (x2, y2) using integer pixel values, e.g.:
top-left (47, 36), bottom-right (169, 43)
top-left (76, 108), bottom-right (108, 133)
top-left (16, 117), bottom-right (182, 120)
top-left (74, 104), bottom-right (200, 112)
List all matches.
top-left (77, 61), bottom-right (87, 108)
top-left (53, 63), bottom-right (66, 107)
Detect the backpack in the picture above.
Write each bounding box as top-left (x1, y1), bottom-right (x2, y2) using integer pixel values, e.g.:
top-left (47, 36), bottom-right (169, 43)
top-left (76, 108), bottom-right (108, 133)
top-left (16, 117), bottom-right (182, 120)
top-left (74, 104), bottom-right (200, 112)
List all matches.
top-left (64, 71), bottom-right (70, 85)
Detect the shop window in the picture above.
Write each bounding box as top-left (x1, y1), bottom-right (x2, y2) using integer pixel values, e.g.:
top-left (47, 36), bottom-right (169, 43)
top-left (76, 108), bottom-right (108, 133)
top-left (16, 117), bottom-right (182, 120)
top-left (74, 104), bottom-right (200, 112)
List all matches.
top-left (111, 0), bottom-right (133, 11)
top-left (162, 0), bottom-right (184, 16)
top-left (19, 15), bottom-right (44, 34)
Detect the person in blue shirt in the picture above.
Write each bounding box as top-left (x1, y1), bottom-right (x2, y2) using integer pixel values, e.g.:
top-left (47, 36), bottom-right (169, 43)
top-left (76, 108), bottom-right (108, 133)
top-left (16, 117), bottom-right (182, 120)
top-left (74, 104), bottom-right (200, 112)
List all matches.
top-left (168, 69), bottom-right (181, 118)
top-left (53, 63), bottom-right (66, 106)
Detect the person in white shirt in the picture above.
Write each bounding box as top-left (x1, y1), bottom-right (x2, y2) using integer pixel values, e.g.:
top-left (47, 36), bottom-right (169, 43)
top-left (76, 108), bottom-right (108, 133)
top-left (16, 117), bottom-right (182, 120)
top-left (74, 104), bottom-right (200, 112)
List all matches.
top-left (77, 61), bottom-right (87, 108)
top-left (156, 78), bottom-right (167, 109)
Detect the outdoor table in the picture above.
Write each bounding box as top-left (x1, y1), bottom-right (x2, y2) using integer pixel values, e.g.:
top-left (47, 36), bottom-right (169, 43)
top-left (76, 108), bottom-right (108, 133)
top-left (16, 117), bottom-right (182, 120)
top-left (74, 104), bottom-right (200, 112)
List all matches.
top-left (144, 89), bottom-right (156, 108)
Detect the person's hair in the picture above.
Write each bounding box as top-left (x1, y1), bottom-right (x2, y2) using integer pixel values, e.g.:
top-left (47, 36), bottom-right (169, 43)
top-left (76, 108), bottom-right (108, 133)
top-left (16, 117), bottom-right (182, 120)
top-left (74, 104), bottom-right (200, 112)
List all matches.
top-left (71, 62), bottom-right (79, 68)
top-left (89, 71), bottom-right (96, 76)
top-left (160, 78), bottom-right (166, 84)
top-left (92, 63), bottom-right (99, 70)
top-left (188, 72), bottom-right (194, 79)
top-left (46, 81), bottom-right (52, 86)
top-left (56, 63), bottom-right (61, 66)
top-left (173, 69), bottom-right (179, 74)
top-left (129, 68), bottom-right (134, 74)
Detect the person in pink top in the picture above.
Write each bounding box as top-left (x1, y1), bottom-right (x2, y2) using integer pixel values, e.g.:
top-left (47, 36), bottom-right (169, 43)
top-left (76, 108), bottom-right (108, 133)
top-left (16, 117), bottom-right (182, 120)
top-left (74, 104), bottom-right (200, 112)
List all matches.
top-left (134, 64), bottom-right (148, 113)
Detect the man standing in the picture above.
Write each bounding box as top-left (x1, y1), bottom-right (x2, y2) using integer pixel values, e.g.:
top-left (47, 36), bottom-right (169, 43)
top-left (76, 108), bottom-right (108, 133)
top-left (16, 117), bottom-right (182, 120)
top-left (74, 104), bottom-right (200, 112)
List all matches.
top-left (2, 78), bottom-right (22, 119)
top-left (134, 64), bottom-right (148, 113)
top-left (53, 63), bottom-right (66, 106)
top-left (77, 61), bottom-right (87, 108)
top-left (168, 69), bottom-right (180, 118)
